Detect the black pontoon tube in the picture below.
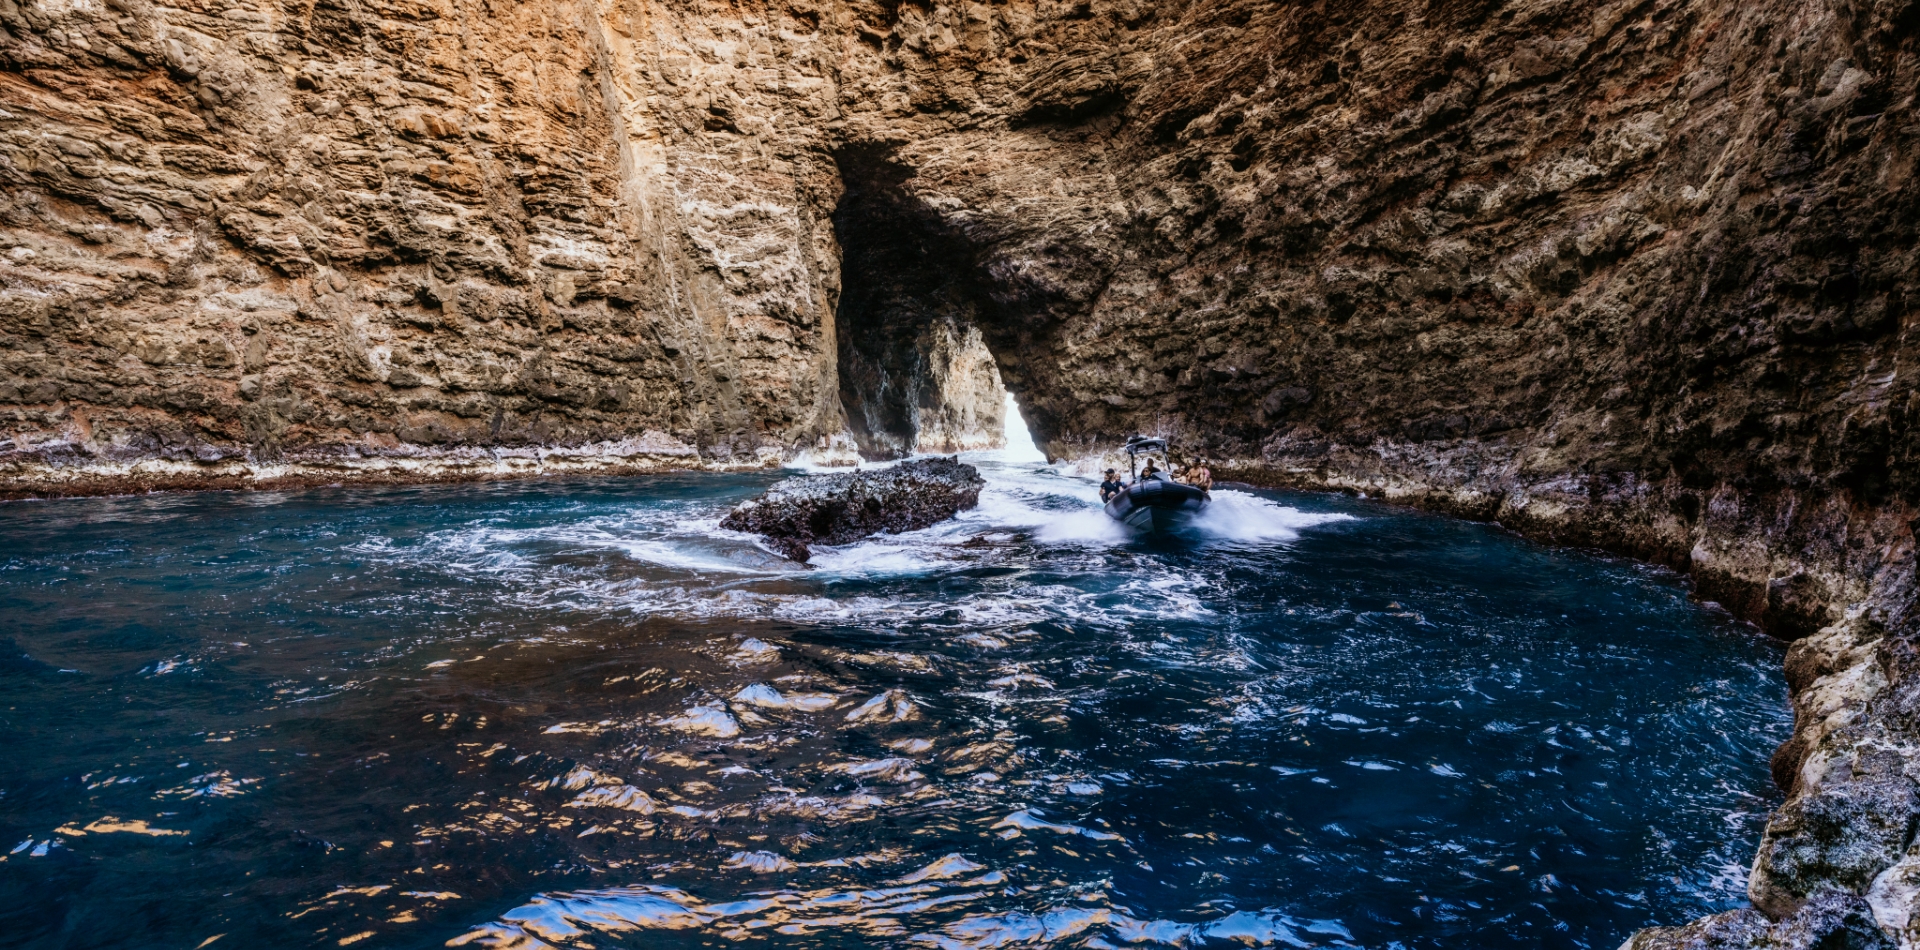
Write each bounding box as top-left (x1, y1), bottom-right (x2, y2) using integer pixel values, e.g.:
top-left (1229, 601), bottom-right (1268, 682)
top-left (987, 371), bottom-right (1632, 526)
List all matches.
top-left (1107, 435), bottom-right (1209, 533)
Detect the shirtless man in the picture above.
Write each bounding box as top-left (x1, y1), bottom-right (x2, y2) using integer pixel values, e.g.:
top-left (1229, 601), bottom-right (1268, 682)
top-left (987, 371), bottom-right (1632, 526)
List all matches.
top-left (1187, 461), bottom-right (1214, 493)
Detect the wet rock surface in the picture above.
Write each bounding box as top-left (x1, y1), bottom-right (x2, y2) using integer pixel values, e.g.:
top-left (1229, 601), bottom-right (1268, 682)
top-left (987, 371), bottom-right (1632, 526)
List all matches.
top-left (719, 457), bottom-right (984, 562)
top-left (1624, 892), bottom-right (1898, 950)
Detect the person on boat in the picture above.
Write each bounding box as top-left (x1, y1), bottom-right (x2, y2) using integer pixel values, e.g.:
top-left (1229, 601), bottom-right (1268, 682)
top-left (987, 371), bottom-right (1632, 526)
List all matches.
top-left (1188, 461), bottom-right (1214, 493)
top-left (1140, 459), bottom-right (1163, 481)
top-left (1100, 468), bottom-right (1125, 503)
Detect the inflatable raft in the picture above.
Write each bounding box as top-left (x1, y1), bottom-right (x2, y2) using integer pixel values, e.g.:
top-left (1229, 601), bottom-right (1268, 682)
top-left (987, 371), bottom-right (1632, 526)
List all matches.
top-left (1103, 436), bottom-right (1210, 533)
top-left (1105, 472), bottom-right (1211, 532)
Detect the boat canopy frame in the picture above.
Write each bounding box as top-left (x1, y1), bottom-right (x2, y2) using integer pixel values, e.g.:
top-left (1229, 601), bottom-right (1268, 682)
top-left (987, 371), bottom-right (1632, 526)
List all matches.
top-left (1122, 436), bottom-right (1169, 479)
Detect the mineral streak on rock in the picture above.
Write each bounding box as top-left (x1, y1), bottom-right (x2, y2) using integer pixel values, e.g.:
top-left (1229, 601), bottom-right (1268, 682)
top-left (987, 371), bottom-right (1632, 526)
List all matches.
top-left (719, 457), bottom-right (984, 562)
top-left (3, 0), bottom-right (1919, 944)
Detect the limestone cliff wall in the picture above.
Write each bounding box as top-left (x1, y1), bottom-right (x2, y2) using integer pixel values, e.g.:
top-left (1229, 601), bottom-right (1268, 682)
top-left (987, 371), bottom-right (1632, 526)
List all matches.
top-left (0, 0), bottom-right (854, 492)
top-left (4, 0), bottom-right (1920, 945)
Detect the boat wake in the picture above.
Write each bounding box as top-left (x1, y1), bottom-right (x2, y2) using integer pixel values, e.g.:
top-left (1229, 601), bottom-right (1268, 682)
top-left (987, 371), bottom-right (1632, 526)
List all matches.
top-left (0, 420), bottom-right (1790, 950)
top-left (344, 450), bottom-right (1351, 633)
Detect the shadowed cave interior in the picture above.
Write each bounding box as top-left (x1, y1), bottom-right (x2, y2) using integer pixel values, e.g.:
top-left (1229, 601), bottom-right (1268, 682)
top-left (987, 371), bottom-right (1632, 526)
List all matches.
top-left (833, 148), bottom-right (1030, 460)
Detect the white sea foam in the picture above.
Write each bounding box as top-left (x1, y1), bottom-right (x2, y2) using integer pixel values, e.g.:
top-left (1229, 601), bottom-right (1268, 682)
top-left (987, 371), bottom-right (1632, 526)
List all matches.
top-left (1031, 508), bottom-right (1131, 545)
top-left (805, 542), bottom-right (942, 577)
top-left (334, 449), bottom-right (1352, 633)
top-left (1191, 489), bottom-right (1354, 541)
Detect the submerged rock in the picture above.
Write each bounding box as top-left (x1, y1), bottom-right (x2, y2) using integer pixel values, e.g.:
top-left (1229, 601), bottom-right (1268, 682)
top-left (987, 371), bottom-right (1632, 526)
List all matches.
top-left (720, 458), bottom-right (984, 562)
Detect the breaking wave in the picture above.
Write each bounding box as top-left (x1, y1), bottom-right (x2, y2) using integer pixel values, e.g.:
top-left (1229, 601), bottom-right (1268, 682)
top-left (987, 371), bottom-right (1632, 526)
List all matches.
top-left (341, 450), bottom-right (1350, 630)
top-left (0, 427), bottom-right (1788, 950)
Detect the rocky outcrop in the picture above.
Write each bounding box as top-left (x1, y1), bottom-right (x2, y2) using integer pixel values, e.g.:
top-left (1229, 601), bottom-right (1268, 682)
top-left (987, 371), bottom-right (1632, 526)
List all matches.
top-left (719, 456), bottom-right (983, 562)
top-left (1623, 892), bottom-right (1895, 950)
top-left (4, 0), bottom-right (1919, 944)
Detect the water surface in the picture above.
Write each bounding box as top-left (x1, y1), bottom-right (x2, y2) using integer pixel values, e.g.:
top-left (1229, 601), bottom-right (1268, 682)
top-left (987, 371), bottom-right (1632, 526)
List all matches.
top-left (0, 455), bottom-right (1787, 949)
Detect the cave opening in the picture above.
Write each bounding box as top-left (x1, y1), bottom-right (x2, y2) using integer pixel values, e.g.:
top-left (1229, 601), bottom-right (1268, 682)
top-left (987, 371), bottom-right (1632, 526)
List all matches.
top-left (831, 147), bottom-right (1024, 461)
top-left (1000, 391), bottom-right (1049, 464)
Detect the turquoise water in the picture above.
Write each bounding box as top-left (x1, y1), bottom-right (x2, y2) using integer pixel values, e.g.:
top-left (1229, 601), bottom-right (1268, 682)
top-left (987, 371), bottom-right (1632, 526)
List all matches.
top-left (0, 456), bottom-right (1787, 949)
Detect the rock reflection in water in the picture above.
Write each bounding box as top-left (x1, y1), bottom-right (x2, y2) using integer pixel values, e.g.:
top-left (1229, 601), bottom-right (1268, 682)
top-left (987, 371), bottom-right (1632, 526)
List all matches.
top-left (0, 455), bottom-right (1787, 949)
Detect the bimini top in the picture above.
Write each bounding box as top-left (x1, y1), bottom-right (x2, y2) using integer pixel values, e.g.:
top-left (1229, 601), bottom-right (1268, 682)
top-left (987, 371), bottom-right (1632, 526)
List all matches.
top-left (1123, 436), bottom-right (1168, 455)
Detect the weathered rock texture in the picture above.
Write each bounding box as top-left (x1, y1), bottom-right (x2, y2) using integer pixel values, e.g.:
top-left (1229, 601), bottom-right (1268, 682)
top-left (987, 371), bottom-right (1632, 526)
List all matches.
top-left (0, 0), bottom-right (854, 496)
top-left (1623, 891), bottom-right (1897, 950)
top-left (4, 0), bottom-right (1919, 944)
top-left (719, 455), bottom-right (982, 561)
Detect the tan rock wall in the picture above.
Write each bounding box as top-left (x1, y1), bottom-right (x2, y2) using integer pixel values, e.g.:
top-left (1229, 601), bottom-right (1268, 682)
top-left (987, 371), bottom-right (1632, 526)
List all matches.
top-left (0, 0), bottom-right (859, 493)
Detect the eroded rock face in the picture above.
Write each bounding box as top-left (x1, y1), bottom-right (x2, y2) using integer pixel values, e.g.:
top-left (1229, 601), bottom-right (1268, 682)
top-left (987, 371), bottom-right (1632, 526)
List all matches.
top-left (1625, 893), bottom-right (1897, 950)
top-left (719, 456), bottom-right (984, 562)
top-left (4, 0), bottom-right (1919, 944)
top-left (0, 0), bottom-right (853, 495)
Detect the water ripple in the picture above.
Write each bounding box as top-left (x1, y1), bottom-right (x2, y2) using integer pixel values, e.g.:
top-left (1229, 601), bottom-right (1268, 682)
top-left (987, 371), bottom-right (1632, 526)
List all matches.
top-left (0, 457), bottom-right (1786, 950)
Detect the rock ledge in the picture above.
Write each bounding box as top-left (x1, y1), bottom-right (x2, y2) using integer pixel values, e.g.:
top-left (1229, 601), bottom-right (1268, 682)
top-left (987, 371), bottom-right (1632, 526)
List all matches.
top-left (721, 457), bottom-right (985, 562)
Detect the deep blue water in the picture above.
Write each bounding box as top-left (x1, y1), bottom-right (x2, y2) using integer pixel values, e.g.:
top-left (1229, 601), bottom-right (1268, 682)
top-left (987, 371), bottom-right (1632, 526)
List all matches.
top-left (0, 456), bottom-right (1788, 949)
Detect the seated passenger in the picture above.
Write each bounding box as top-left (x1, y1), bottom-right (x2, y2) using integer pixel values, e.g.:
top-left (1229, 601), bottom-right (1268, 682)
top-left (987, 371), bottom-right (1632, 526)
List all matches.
top-left (1099, 468), bottom-right (1125, 503)
top-left (1140, 459), bottom-right (1162, 480)
top-left (1189, 461), bottom-right (1214, 493)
